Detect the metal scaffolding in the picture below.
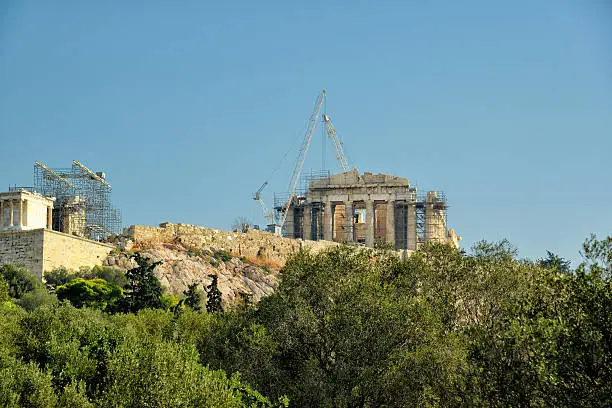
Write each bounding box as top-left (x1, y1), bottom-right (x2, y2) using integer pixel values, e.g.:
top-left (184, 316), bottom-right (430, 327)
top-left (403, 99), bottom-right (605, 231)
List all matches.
top-left (274, 170), bottom-right (330, 238)
top-left (33, 160), bottom-right (121, 240)
top-left (273, 170), bottom-right (449, 248)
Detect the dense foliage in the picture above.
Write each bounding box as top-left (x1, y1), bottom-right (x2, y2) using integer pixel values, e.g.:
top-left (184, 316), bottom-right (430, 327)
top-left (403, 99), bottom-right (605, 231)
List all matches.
top-left (56, 278), bottom-right (123, 309)
top-left (0, 235), bottom-right (610, 407)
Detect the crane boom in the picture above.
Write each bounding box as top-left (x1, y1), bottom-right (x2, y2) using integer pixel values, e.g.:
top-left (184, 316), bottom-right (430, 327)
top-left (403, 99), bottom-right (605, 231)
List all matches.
top-left (253, 180), bottom-right (276, 226)
top-left (322, 114), bottom-right (350, 172)
top-left (279, 90), bottom-right (326, 230)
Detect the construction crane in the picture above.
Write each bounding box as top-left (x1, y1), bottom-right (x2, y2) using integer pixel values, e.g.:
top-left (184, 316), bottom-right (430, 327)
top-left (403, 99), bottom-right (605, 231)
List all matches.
top-left (322, 114), bottom-right (351, 172)
top-left (252, 180), bottom-right (276, 227)
top-left (279, 90), bottom-right (326, 231)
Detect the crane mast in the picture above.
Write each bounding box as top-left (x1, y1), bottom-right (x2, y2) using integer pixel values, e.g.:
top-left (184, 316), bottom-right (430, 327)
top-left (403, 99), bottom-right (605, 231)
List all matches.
top-left (322, 114), bottom-right (350, 173)
top-left (279, 90), bottom-right (326, 230)
top-left (253, 181), bottom-right (276, 227)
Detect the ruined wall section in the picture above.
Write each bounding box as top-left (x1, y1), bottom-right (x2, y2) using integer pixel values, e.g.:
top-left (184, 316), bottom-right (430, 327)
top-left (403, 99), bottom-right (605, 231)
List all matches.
top-left (125, 222), bottom-right (338, 267)
top-left (41, 230), bottom-right (114, 275)
top-left (0, 230), bottom-right (45, 277)
top-left (0, 229), bottom-right (114, 278)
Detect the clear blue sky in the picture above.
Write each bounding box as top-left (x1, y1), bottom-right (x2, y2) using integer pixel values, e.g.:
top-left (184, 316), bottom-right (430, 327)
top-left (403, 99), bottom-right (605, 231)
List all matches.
top-left (1, 1), bottom-right (611, 264)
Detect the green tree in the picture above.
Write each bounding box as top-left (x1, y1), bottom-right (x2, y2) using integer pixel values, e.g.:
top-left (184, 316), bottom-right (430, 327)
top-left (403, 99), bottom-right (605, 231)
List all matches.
top-left (206, 274), bottom-right (223, 313)
top-left (0, 355), bottom-right (59, 408)
top-left (78, 266), bottom-right (128, 288)
top-left (56, 278), bottom-right (123, 309)
top-left (578, 234), bottom-right (612, 278)
top-left (113, 254), bottom-right (164, 313)
top-left (184, 282), bottom-right (204, 312)
top-left (98, 340), bottom-right (255, 407)
top-left (0, 277), bottom-right (9, 303)
top-left (44, 266), bottom-right (75, 290)
top-left (0, 264), bottom-right (56, 311)
top-left (251, 246), bottom-right (466, 406)
top-left (539, 250), bottom-right (572, 274)
top-left (0, 264), bottom-right (44, 299)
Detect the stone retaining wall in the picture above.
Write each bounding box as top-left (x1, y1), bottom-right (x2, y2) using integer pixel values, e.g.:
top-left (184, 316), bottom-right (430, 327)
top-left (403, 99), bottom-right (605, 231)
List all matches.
top-left (0, 229), bottom-right (44, 277)
top-left (125, 223), bottom-right (338, 267)
top-left (0, 229), bottom-right (115, 278)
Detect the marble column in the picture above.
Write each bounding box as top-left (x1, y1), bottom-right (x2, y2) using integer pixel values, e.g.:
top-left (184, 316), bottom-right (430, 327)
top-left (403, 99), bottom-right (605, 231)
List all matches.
top-left (344, 201), bottom-right (354, 242)
top-left (285, 205), bottom-right (295, 238)
top-left (323, 201), bottom-right (333, 241)
top-left (0, 201), bottom-right (4, 228)
top-left (47, 207), bottom-right (53, 230)
top-left (424, 204), bottom-right (434, 242)
top-left (365, 200), bottom-right (375, 247)
top-left (303, 204), bottom-right (312, 241)
top-left (406, 202), bottom-right (417, 251)
top-left (18, 200), bottom-right (24, 227)
top-left (385, 199), bottom-right (395, 247)
top-left (9, 200), bottom-right (14, 227)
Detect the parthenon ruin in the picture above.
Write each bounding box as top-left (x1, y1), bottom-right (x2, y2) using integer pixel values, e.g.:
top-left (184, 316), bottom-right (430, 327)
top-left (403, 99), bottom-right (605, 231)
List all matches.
top-left (278, 170), bottom-right (460, 250)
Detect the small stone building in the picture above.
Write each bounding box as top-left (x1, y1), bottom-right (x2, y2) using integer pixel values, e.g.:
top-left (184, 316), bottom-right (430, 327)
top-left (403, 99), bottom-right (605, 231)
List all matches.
top-left (0, 190), bottom-right (55, 231)
top-left (0, 189), bottom-right (114, 278)
top-left (282, 170), bottom-right (460, 250)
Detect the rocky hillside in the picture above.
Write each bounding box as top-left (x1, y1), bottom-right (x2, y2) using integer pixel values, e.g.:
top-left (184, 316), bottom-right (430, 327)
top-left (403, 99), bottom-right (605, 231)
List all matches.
top-left (104, 243), bottom-right (277, 305)
top-left (104, 223), bottom-right (338, 306)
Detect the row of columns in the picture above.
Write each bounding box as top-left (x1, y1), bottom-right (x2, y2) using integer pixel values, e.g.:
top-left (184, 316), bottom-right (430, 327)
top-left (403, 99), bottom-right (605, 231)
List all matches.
top-left (0, 199), bottom-right (53, 230)
top-left (0, 199), bottom-right (23, 228)
top-left (298, 199), bottom-right (428, 251)
top-left (304, 199), bottom-right (400, 248)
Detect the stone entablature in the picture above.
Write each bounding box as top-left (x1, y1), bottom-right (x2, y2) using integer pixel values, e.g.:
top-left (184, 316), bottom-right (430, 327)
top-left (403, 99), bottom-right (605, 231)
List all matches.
top-left (0, 190), bottom-right (55, 232)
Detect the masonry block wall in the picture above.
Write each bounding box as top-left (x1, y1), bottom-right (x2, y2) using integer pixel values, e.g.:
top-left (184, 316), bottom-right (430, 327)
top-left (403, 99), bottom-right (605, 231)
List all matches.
top-left (0, 230), bottom-right (45, 277)
top-left (0, 229), bottom-right (115, 278)
top-left (41, 230), bottom-right (115, 276)
top-left (126, 222), bottom-right (339, 267)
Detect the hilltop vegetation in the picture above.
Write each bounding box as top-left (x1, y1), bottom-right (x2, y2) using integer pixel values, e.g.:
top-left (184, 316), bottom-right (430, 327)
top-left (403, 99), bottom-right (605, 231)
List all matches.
top-left (0, 236), bottom-right (610, 407)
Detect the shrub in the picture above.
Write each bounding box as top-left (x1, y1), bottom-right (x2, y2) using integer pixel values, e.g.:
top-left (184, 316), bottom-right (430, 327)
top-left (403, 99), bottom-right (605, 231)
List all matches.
top-left (16, 290), bottom-right (58, 312)
top-left (87, 266), bottom-right (128, 288)
top-left (0, 264), bottom-right (44, 299)
top-left (214, 250), bottom-right (233, 263)
top-left (44, 266), bottom-right (75, 289)
top-left (56, 278), bottom-right (123, 309)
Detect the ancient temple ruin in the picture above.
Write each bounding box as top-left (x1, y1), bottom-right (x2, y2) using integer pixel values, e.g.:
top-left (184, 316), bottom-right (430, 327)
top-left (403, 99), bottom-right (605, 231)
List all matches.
top-left (0, 190), bottom-right (55, 232)
top-left (276, 170), bottom-right (460, 250)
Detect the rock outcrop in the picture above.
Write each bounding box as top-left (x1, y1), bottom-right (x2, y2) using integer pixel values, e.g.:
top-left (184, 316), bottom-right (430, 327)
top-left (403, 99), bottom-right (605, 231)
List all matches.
top-left (104, 243), bottom-right (277, 305)
top-left (104, 223), bottom-right (339, 306)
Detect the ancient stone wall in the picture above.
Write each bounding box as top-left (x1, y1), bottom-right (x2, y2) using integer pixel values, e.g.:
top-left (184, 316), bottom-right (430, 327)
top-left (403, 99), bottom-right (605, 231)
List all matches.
top-left (125, 223), bottom-right (338, 267)
top-left (0, 229), bottom-right (45, 277)
top-left (41, 230), bottom-right (115, 275)
top-left (0, 229), bottom-right (115, 278)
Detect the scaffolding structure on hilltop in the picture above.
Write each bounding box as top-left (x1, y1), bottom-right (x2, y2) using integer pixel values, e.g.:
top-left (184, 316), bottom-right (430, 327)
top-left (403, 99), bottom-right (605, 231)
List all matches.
top-left (33, 160), bottom-right (122, 240)
top-left (273, 170), bottom-right (331, 238)
top-left (397, 190), bottom-right (448, 248)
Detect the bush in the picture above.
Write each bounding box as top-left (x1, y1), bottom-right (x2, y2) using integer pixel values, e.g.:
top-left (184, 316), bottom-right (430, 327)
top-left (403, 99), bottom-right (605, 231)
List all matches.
top-left (0, 355), bottom-right (58, 407)
top-left (0, 278), bottom-right (9, 303)
top-left (44, 266), bottom-right (75, 289)
top-left (16, 290), bottom-right (57, 312)
top-left (98, 340), bottom-right (248, 407)
top-left (86, 266), bottom-right (128, 288)
top-left (56, 278), bottom-right (123, 309)
top-left (0, 264), bottom-right (44, 299)
top-left (214, 250), bottom-right (233, 263)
